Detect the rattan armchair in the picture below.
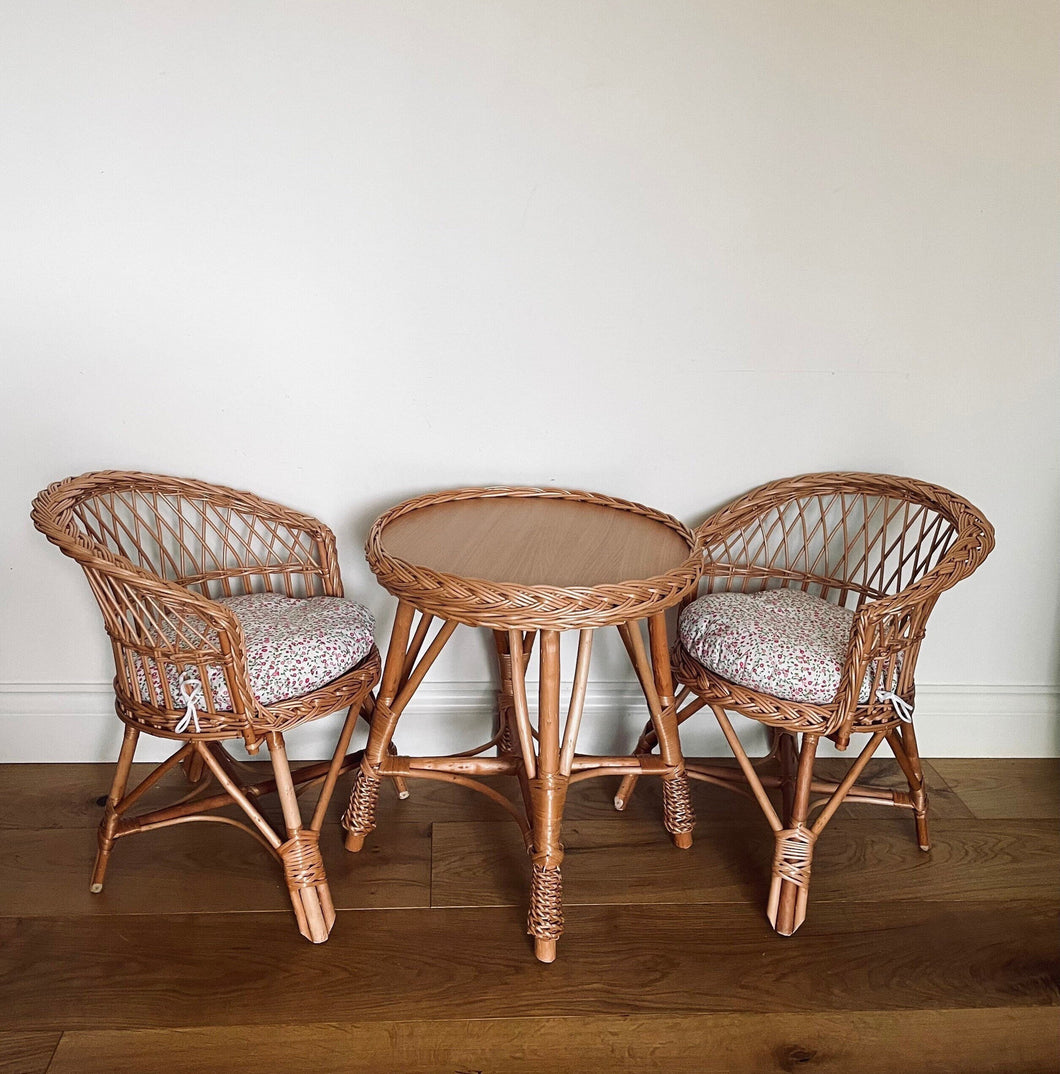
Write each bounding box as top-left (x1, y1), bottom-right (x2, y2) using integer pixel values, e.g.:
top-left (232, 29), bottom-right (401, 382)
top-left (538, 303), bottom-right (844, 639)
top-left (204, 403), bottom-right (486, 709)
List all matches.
top-left (31, 471), bottom-right (383, 942)
top-left (615, 472), bottom-right (994, 935)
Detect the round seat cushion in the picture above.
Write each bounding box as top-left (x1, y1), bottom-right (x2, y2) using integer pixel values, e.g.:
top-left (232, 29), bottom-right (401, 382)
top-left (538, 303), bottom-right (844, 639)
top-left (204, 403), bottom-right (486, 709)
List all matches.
top-left (678, 587), bottom-right (872, 705)
top-left (137, 593), bottom-right (375, 710)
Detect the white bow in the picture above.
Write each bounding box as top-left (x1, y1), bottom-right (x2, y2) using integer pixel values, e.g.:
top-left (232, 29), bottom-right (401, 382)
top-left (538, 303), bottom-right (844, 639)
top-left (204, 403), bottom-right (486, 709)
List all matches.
top-left (876, 689), bottom-right (914, 723)
top-left (175, 670), bottom-right (205, 734)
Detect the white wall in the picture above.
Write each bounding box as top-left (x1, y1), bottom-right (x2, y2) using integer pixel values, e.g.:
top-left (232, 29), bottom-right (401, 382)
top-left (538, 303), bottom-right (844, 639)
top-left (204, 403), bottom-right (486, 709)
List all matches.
top-left (2, 1), bottom-right (1057, 760)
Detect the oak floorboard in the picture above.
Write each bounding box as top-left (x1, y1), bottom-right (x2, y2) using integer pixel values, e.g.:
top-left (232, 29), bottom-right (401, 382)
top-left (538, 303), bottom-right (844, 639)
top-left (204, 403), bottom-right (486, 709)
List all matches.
top-left (0, 820), bottom-right (430, 917)
top-left (431, 817), bottom-right (1059, 909)
top-left (931, 759), bottom-right (1060, 819)
top-left (42, 1008), bottom-right (1060, 1074)
top-left (0, 1032), bottom-right (59, 1074)
top-left (1, 901), bottom-right (1056, 1032)
top-left (0, 763), bottom-right (156, 830)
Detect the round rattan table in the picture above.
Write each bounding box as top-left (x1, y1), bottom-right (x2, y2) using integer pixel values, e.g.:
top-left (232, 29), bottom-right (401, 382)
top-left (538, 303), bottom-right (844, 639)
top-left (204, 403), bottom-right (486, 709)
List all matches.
top-left (341, 486), bottom-right (702, 962)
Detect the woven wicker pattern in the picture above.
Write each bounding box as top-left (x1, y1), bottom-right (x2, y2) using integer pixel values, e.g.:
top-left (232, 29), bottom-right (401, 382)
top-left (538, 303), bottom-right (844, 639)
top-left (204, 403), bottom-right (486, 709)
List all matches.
top-left (31, 471), bottom-right (381, 943)
top-left (366, 486), bottom-right (701, 630)
top-left (665, 472), bottom-right (994, 937)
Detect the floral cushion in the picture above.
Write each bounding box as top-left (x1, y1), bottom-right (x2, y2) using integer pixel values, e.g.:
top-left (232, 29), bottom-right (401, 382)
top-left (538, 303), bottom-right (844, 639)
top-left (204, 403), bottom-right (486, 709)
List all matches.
top-left (678, 587), bottom-right (875, 705)
top-left (136, 593), bottom-right (375, 711)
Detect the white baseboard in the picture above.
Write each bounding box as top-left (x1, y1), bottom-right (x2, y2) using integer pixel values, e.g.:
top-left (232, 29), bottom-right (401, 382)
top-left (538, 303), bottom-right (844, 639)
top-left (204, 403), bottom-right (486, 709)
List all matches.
top-left (1, 681), bottom-right (1056, 763)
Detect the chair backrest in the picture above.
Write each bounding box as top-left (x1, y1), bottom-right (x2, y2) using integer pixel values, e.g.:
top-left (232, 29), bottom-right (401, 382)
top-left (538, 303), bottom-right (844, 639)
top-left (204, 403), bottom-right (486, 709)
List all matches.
top-left (32, 471), bottom-right (339, 600)
top-left (697, 472), bottom-right (994, 610)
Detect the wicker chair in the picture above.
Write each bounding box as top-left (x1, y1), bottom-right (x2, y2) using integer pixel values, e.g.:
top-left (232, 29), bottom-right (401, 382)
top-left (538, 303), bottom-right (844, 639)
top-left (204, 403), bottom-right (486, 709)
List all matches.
top-left (615, 472), bottom-right (994, 935)
top-left (31, 471), bottom-right (383, 943)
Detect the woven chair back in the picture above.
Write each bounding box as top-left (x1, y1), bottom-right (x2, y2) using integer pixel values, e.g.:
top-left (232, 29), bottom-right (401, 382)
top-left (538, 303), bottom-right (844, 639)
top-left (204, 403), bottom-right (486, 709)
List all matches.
top-left (697, 472), bottom-right (993, 609)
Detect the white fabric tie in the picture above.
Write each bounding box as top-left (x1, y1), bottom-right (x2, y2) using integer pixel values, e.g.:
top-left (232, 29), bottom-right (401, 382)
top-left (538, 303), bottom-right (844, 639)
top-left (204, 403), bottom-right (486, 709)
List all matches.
top-left (175, 670), bottom-right (205, 734)
top-left (876, 689), bottom-right (914, 723)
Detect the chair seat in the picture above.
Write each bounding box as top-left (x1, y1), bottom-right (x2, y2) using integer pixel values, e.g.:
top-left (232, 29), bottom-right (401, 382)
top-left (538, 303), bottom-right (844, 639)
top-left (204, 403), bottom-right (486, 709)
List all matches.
top-left (678, 588), bottom-right (875, 704)
top-left (137, 593), bottom-right (375, 710)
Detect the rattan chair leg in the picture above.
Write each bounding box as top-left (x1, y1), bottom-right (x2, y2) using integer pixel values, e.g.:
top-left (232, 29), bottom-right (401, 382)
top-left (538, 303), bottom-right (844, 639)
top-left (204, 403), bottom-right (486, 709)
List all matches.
top-left (886, 723), bottom-right (931, 851)
top-left (768, 733), bottom-right (819, 936)
top-left (181, 750), bottom-right (207, 785)
top-left (268, 732), bottom-right (335, 944)
top-left (310, 701), bottom-right (366, 833)
top-left (90, 724), bottom-right (140, 893)
top-left (776, 730), bottom-right (799, 826)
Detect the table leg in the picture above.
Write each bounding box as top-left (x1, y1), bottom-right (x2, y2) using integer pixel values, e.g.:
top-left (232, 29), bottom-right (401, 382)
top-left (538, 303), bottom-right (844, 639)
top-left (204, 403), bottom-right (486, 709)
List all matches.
top-left (494, 630), bottom-right (535, 820)
top-left (526, 630), bottom-right (566, 962)
top-left (618, 614), bottom-right (695, 847)
top-left (507, 627), bottom-right (595, 963)
top-left (649, 613), bottom-right (696, 847)
top-left (343, 602), bottom-right (458, 851)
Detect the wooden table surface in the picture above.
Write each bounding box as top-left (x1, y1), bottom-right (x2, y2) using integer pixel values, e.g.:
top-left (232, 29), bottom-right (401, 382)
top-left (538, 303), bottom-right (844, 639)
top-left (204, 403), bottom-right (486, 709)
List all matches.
top-left (379, 493), bottom-right (694, 589)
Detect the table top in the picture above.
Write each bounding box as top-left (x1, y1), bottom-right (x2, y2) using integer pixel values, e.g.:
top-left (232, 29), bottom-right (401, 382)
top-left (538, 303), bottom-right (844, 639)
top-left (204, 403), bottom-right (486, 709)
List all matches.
top-left (366, 487), bottom-right (701, 630)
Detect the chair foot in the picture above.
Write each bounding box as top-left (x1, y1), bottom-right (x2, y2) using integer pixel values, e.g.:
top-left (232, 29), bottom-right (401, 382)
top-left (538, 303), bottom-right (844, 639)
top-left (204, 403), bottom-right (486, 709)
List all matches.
top-left (909, 786), bottom-right (930, 850)
top-left (289, 883), bottom-right (336, 943)
top-left (767, 877), bottom-right (808, 936)
top-left (614, 773), bottom-right (638, 811)
top-left (916, 811), bottom-right (930, 852)
top-left (90, 814), bottom-right (120, 893)
top-left (280, 831), bottom-right (335, 943)
top-left (767, 825), bottom-right (815, 935)
top-left (89, 848), bottom-right (110, 893)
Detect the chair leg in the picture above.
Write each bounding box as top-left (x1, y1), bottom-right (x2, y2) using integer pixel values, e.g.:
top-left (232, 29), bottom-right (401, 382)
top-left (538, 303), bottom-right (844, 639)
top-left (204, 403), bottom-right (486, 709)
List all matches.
top-left (775, 728), bottom-right (799, 826)
top-left (181, 749), bottom-right (207, 785)
top-left (268, 733), bottom-right (335, 944)
top-left (90, 724), bottom-right (140, 893)
top-left (767, 732), bottom-right (819, 936)
top-left (887, 722), bottom-right (930, 851)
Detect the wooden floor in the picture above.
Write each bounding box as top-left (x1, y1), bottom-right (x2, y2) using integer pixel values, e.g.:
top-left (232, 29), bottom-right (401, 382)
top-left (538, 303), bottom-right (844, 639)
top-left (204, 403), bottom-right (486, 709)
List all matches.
top-left (1, 756), bottom-right (1057, 1073)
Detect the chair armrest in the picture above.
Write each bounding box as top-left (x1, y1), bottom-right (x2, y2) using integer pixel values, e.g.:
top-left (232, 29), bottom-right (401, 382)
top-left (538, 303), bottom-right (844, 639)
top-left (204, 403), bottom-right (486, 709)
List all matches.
top-left (828, 524), bottom-right (993, 746)
top-left (97, 565), bottom-right (262, 737)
